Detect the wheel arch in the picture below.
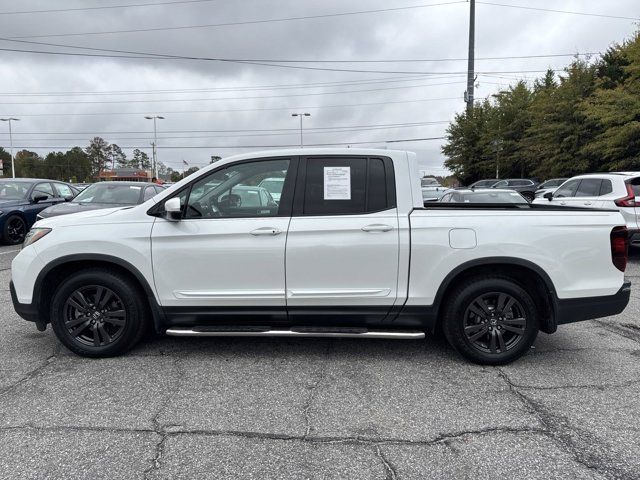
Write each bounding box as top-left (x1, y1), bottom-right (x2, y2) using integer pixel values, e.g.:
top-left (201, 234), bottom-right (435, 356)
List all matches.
top-left (433, 257), bottom-right (558, 334)
top-left (34, 254), bottom-right (165, 332)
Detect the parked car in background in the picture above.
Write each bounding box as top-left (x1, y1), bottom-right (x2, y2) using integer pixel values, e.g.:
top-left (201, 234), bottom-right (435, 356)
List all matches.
top-left (533, 173), bottom-right (640, 246)
top-left (72, 183), bottom-right (92, 191)
top-left (0, 179), bottom-right (78, 244)
top-left (535, 178), bottom-right (568, 199)
top-left (439, 188), bottom-right (529, 204)
top-left (421, 177), bottom-right (447, 202)
top-left (37, 181), bottom-right (164, 220)
top-left (491, 179), bottom-right (539, 201)
top-left (258, 177), bottom-right (285, 202)
top-left (468, 179), bottom-right (499, 189)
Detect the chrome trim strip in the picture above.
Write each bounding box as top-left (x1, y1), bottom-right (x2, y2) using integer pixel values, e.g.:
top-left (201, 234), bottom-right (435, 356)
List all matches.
top-left (165, 328), bottom-right (425, 340)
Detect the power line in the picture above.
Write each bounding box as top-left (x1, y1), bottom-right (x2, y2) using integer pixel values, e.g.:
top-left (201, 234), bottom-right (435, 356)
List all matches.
top-left (0, 45), bottom-right (599, 66)
top-left (0, 75), bottom-right (453, 97)
top-left (477, 1), bottom-right (640, 21)
top-left (0, 120), bottom-right (450, 136)
top-left (7, 1), bottom-right (466, 40)
top-left (0, 96), bottom-right (464, 117)
top-left (0, 81), bottom-right (466, 105)
top-left (0, 0), bottom-right (220, 15)
top-left (0, 37), bottom-right (567, 75)
top-left (0, 123), bottom-right (446, 141)
top-left (5, 137), bottom-right (447, 149)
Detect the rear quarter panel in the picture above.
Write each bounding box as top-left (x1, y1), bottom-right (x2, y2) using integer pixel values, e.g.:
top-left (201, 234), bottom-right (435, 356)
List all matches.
top-left (407, 208), bottom-right (626, 305)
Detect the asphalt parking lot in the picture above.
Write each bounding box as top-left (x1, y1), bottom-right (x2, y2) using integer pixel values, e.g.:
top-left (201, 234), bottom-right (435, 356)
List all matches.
top-left (1, 244), bottom-right (639, 480)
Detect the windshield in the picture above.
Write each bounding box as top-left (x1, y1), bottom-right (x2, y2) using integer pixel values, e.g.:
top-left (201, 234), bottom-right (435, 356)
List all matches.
top-left (73, 183), bottom-right (143, 204)
top-left (421, 178), bottom-right (440, 187)
top-left (456, 191), bottom-right (527, 203)
top-left (259, 179), bottom-right (284, 195)
top-left (471, 180), bottom-right (498, 188)
top-left (0, 181), bottom-right (30, 200)
top-left (540, 179), bottom-right (566, 188)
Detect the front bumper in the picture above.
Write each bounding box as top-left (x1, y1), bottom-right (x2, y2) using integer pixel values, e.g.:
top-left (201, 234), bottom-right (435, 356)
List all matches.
top-left (10, 280), bottom-right (39, 323)
top-left (555, 281), bottom-right (631, 325)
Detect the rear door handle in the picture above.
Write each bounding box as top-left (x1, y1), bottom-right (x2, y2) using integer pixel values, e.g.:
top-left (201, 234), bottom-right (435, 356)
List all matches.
top-left (361, 224), bottom-right (393, 233)
top-left (250, 227), bottom-right (282, 236)
top-left (560, 202), bottom-right (567, 206)
top-left (583, 202), bottom-right (592, 206)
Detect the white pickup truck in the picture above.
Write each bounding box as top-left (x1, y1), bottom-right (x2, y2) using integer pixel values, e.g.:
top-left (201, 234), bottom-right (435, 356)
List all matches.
top-left (10, 149), bottom-right (631, 364)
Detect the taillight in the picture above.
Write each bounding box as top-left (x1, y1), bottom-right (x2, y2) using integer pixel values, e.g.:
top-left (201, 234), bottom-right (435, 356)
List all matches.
top-left (611, 226), bottom-right (629, 272)
top-left (615, 183), bottom-right (636, 207)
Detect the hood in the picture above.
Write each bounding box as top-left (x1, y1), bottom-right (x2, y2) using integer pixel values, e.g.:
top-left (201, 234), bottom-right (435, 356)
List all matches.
top-left (34, 205), bottom-right (137, 229)
top-left (38, 202), bottom-right (130, 219)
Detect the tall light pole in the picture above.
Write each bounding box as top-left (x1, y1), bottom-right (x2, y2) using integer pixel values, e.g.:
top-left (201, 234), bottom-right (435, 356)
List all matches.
top-left (291, 113), bottom-right (310, 147)
top-left (465, 0), bottom-right (476, 114)
top-left (144, 115), bottom-right (164, 179)
top-left (1, 117), bottom-right (20, 178)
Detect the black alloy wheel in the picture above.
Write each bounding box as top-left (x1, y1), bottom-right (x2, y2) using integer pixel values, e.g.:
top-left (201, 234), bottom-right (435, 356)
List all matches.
top-left (442, 275), bottom-right (539, 365)
top-left (463, 292), bottom-right (526, 355)
top-left (4, 215), bottom-right (27, 244)
top-left (50, 268), bottom-right (149, 357)
top-left (63, 285), bottom-right (127, 347)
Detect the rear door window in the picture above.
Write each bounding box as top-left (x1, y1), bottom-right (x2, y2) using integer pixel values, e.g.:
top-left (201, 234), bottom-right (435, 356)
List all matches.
top-left (599, 180), bottom-right (613, 196)
top-left (302, 157), bottom-right (394, 215)
top-left (575, 178), bottom-right (603, 197)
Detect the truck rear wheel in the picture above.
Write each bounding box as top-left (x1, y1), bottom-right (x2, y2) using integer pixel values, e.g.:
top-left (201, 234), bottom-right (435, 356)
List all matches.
top-left (49, 269), bottom-right (149, 357)
top-left (442, 276), bottom-right (539, 365)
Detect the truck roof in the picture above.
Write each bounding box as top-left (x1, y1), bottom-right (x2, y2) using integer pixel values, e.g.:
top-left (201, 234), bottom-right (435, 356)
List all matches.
top-left (219, 148), bottom-right (413, 163)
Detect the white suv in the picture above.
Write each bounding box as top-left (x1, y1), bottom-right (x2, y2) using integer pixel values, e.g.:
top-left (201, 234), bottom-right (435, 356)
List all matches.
top-left (533, 173), bottom-right (640, 245)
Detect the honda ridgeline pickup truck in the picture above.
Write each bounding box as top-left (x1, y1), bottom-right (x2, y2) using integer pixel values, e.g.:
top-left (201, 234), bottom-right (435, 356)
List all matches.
top-left (10, 149), bottom-right (631, 365)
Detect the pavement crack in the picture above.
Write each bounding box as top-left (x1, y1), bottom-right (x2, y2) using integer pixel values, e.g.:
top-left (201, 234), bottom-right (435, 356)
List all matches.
top-left (302, 340), bottom-right (332, 437)
top-left (144, 356), bottom-right (183, 479)
top-left (375, 444), bottom-right (398, 480)
top-left (0, 345), bottom-right (60, 398)
top-left (593, 320), bottom-right (640, 345)
top-left (496, 367), bottom-right (636, 480)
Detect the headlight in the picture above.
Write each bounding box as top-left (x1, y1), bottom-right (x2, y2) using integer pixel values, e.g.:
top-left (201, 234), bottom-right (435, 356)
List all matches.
top-left (23, 228), bottom-right (51, 247)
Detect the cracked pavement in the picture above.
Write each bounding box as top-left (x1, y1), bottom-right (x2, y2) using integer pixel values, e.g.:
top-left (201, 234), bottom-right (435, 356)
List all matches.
top-left (1, 244), bottom-right (640, 479)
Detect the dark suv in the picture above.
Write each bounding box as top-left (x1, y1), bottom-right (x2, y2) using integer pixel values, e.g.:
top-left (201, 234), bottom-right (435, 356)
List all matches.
top-left (491, 179), bottom-right (539, 201)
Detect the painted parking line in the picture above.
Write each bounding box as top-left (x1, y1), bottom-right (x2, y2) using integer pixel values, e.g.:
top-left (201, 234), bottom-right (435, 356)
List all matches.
top-left (0, 249), bottom-right (20, 255)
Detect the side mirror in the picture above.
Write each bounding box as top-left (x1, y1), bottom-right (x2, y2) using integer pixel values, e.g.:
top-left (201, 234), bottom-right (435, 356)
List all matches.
top-left (163, 197), bottom-right (182, 221)
top-left (64, 195), bottom-right (75, 202)
top-left (543, 192), bottom-right (553, 201)
top-left (32, 195), bottom-right (48, 203)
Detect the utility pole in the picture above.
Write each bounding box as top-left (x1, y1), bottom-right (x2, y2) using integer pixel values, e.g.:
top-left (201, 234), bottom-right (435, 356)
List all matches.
top-left (465, 0), bottom-right (476, 114)
top-left (144, 115), bottom-right (164, 179)
top-left (291, 113), bottom-right (310, 147)
top-left (1, 117), bottom-right (19, 178)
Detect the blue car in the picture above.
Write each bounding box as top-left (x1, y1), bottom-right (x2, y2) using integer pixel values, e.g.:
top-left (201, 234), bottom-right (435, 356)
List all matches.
top-left (0, 179), bottom-right (79, 244)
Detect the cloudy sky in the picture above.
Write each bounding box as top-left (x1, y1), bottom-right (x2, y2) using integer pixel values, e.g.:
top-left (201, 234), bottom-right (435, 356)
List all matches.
top-left (0, 0), bottom-right (638, 175)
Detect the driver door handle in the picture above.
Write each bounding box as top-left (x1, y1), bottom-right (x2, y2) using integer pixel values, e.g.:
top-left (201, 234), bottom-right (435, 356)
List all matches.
top-left (361, 224), bottom-right (393, 233)
top-left (250, 227), bottom-right (282, 236)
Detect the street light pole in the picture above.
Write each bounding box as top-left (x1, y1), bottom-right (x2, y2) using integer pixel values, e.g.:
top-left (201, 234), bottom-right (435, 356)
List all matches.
top-left (1, 117), bottom-right (20, 178)
top-left (144, 115), bottom-right (164, 179)
top-left (291, 113), bottom-right (311, 147)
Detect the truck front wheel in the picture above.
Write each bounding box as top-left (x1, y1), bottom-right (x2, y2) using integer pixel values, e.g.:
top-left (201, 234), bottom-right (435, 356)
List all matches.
top-left (442, 276), bottom-right (539, 365)
top-left (49, 269), bottom-right (149, 357)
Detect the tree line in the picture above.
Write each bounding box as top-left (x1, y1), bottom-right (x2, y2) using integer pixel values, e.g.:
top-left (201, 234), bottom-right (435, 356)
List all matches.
top-left (0, 137), bottom-right (198, 182)
top-left (443, 32), bottom-right (640, 184)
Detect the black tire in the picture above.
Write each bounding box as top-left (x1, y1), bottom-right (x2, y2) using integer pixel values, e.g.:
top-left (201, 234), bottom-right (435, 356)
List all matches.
top-left (50, 268), bottom-right (149, 357)
top-left (442, 276), bottom-right (539, 365)
top-left (3, 214), bottom-right (27, 245)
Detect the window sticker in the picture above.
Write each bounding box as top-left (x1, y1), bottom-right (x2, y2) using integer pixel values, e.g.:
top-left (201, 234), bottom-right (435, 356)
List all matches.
top-left (323, 166), bottom-right (351, 200)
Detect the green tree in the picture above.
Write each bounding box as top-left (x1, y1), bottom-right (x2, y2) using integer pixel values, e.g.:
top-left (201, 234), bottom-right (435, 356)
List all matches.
top-left (582, 33), bottom-right (640, 171)
top-left (109, 143), bottom-right (127, 169)
top-left (85, 137), bottom-right (111, 177)
top-left (130, 148), bottom-right (151, 169)
top-left (0, 147), bottom-right (11, 177)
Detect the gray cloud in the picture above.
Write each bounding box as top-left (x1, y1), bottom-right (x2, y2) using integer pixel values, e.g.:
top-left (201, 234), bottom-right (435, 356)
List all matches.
top-left (0, 0), bottom-right (637, 174)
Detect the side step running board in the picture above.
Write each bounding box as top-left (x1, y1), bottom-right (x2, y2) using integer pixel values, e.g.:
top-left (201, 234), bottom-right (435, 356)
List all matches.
top-left (165, 327), bottom-right (425, 340)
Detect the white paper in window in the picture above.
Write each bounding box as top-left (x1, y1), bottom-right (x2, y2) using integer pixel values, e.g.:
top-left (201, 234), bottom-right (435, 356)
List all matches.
top-left (323, 166), bottom-right (351, 200)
